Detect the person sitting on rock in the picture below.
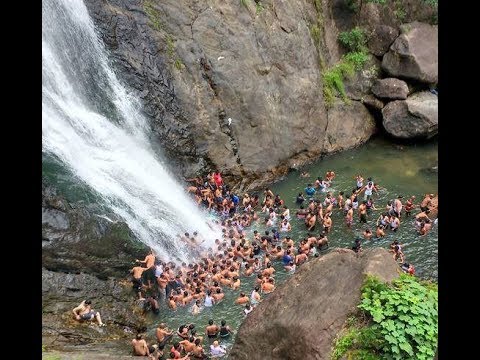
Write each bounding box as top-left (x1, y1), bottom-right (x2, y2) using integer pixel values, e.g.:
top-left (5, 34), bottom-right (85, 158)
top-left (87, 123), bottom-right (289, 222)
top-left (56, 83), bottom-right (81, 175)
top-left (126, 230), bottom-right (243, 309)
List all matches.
top-left (72, 299), bottom-right (105, 326)
top-left (132, 334), bottom-right (150, 356)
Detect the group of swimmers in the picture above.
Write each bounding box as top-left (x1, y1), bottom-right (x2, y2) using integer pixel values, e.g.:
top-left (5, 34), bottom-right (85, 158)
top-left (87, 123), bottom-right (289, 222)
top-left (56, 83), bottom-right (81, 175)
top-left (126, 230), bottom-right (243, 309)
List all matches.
top-left (72, 170), bottom-right (437, 358)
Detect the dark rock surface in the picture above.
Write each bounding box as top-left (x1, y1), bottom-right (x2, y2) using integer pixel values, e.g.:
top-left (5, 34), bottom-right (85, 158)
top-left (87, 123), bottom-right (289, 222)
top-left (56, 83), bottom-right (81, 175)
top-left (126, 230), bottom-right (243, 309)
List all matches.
top-left (382, 91), bottom-right (438, 139)
top-left (229, 248), bottom-right (400, 360)
top-left (368, 24), bottom-right (399, 57)
top-left (42, 269), bottom-right (146, 353)
top-left (372, 78), bottom-right (409, 100)
top-left (42, 178), bottom-right (149, 279)
top-left (382, 22), bottom-right (438, 85)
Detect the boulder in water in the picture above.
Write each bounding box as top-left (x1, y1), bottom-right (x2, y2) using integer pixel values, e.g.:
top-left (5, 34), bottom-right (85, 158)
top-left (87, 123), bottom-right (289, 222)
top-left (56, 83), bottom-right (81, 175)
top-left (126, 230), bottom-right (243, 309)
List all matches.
top-left (382, 91), bottom-right (438, 139)
top-left (229, 248), bottom-right (399, 360)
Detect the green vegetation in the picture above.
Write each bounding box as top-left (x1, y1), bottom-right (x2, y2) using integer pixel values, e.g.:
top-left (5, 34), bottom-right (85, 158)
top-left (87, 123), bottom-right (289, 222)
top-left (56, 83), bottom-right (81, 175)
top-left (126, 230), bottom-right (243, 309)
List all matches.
top-left (174, 59), bottom-right (184, 70)
top-left (332, 274), bottom-right (438, 360)
top-left (310, 25), bottom-right (321, 45)
top-left (393, 0), bottom-right (407, 21)
top-left (322, 60), bottom-right (355, 106)
top-left (423, 0), bottom-right (438, 6)
top-left (256, 2), bottom-right (264, 14)
top-left (343, 51), bottom-right (369, 70)
top-left (322, 25), bottom-right (371, 106)
top-left (166, 35), bottom-right (175, 58)
top-left (240, 0), bottom-right (250, 8)
top-left (338, 27), bottom-right (367, 52)
top-left (144, 1), bottom-right (163, 32)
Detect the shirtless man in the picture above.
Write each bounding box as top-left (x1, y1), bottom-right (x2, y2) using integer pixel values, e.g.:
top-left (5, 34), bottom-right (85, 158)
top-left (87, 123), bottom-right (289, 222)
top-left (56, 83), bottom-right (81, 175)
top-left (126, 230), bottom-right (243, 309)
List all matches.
top-left (306, 212), bottom-right (317, 231)
top-left (295, 250), bottom-right (308, 266)
top-left (261, 278), bottom-right (275, 293)
top-left (131, 265), bottom-right (149, 299)
top-left (262, 263), bottom-right (275, 277)
top-left (358, 201), bottom-right (368, 223)
top-left (156, 323), bottom-right (174, 347)
top-left (212, 288), bottom-right (225, 302)
top-left (180, 336), bottom-right (196, 353)
top-left (393, 195), bottom-right (403, 218)
top-left (235, 292), bottom-right (250, 305)
top-left (168, 295), bottom-right (177, 310)
top-left (136, 249), bottom-right (156, 287)
top-left (404, 196), bottom-right (416, 217)
top-left (132, 334), bottom-right (150, 356)
top-left (205, 319), bottom-right (220, 339)
top-left (363, 228), bottom-right (373, 241)
top-left (323, 213), bottom-right (332, 233)
top-left (72, 299), bottom-right (105, 326)
top-left (375, 225), bottom-right (385, 238)
top-left (345, 206), bottom-right (354, 228)
top-left (420, 193), bottom-right (435, 212)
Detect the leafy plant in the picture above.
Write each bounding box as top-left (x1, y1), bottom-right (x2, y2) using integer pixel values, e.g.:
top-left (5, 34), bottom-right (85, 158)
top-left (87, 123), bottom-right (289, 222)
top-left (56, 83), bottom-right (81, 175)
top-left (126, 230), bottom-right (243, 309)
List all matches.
top-left (255, 1), bottom-right (264, 14)
top-left (322, 49), bottom-right (369, 106)
top-left (354, 274), bottom-right (437, 360)
top-left (240, 0), bottom-right (250, 8)
top-left (338, 27), bottom-right (367, 52)
top-left (343, 51), bottom-right (369, 70)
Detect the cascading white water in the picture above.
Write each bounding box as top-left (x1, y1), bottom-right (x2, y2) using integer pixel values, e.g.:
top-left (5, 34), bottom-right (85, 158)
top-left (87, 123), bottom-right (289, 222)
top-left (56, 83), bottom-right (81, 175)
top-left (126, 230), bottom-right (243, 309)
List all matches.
top-left (42, 0), bottom-right (221, 262)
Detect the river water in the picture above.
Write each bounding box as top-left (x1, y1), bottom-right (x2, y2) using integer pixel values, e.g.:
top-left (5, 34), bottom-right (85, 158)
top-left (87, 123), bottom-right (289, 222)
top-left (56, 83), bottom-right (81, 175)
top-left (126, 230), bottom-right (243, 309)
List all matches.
top-left (140, 136), bottom-right (437, 357)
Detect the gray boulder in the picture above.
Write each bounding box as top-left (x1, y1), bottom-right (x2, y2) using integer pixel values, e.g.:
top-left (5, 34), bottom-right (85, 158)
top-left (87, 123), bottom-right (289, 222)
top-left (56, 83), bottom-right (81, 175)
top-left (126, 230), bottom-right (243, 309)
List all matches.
top-left (382, 22), bottom-right (437, 84)
top-left (368, 25), bottom-right (399, 57)
top-left (382, 91), bottom-right (438, 139)
top-left (323, 101), bottom-right (376, 153)
top-left (229, 248), bottom-right (400, 360)
top-left (372, 78), bottom-right (409, 100)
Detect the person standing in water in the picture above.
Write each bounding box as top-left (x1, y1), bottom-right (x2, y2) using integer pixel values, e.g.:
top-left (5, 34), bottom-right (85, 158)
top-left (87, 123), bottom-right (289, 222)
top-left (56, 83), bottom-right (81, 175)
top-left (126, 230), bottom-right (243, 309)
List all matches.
top-left (219, 320), bottom-right (234, 338)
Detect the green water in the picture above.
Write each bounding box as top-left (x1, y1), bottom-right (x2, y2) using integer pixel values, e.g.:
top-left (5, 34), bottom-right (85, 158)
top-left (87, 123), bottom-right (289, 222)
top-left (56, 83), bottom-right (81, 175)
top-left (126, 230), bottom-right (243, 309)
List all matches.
top-left (140, 136), bottom-right (438, 357)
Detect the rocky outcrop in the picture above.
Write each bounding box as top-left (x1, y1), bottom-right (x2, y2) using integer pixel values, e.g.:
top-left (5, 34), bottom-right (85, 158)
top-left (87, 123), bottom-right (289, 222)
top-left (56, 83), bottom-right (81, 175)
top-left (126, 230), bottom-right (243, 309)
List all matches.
top-left (368, 25), bottom-right (399, 57)
top-left (372, 78), bottom-right (409, 100)
top-left (382, 22), bottom-right (438, 85)
top-left (42, 178), bottom-right (149, 279)
top-left (323, 100), bottom-right (376, 153)
top-left (229, 248), bottom-right (400, 360)
top-left (382, 91), bottom-right (437, 139)
top-left (82, 0), bottom-right (377, 190)
top-left (42, 269), bottom-right (146, 353)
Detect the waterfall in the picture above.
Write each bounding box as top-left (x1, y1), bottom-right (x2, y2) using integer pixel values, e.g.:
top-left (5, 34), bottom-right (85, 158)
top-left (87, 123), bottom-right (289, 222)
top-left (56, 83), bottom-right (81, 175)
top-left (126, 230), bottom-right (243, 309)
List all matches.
top-left (42, 0), bottom-right (220, 262)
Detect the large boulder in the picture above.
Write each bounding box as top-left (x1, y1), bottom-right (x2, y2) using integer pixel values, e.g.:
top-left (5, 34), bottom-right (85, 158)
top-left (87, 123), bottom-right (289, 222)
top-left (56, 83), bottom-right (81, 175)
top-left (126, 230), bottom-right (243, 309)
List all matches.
top-left (42, 179), bottom-right (149, 279)
top-left (382, 22), bottom-right (438, 84)
top-left (323, 101), bottom-right (377, 153)
top-left (368, 25), bottom-right (399, 57)
top-left (229, 248), bottom-right (400, 360)
top-left (382, 91), bottom-right (438, 139)
top-left (372, 78), bottom-right (409, 100)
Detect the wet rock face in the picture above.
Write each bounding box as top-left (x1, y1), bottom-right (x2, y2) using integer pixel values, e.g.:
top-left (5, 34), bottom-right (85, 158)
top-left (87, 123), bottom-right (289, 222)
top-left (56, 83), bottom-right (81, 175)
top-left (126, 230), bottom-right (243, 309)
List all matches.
top-left (42, 179), bottom-right (148, 279)
top-left (229, 248), bottom-right (400, 360)
top-left (382, 91), bottom-right (438, 139)
top-left (382, 22), bottom-right (438, 85)
top-left (83, 0), bottom-right (376, 190)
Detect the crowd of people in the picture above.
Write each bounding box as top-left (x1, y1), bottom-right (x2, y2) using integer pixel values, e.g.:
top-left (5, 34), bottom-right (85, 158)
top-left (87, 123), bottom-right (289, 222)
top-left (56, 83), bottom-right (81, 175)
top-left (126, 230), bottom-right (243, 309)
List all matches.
top-left (72, 169), bottom-right (437, 358)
